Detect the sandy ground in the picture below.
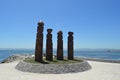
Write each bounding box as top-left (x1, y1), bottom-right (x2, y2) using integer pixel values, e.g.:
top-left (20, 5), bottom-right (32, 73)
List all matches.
top-left (0, 61), bottom-right (120, 80)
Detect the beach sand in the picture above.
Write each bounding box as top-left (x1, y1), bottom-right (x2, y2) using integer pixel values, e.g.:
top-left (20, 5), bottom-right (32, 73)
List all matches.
top-left (0, 61), bottom-right (120, 80)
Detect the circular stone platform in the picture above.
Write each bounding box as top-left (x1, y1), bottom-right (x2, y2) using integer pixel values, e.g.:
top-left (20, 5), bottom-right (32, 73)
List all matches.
top-left (15, 60), bottom-right (91, 74)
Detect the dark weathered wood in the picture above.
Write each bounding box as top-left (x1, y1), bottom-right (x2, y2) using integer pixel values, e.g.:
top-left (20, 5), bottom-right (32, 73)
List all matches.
top-left (57, 31), bottom-right (63, 60)
top-left (46, 29), bottom-right (53, 61)
top-left (68, 32), bottom-right (74, 60)
top-left (35, 21), bottom-right (44, 62)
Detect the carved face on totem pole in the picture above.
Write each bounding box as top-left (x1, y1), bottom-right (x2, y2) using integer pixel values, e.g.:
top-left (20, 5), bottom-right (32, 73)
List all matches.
top-left (57, 31), bottom-right (63, 35)
top-left (57, 31), bottom-right (63, 39)
top-left (37, 21), bottom-right (44, 32)
top-left (68, 32), bottom-right (73, 36)
top-left (47, 29), bottom-right (52, 33)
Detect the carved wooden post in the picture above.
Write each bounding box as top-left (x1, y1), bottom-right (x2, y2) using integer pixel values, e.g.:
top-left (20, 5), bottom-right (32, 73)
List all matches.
top-left (57, 31), bottom-right (63, 60)
top-left (46, 29), bottom-right (53, 61)
top-left (35, 21), bottom-right (44, 62)
top-left (68, 32), bottom-right (74, 60)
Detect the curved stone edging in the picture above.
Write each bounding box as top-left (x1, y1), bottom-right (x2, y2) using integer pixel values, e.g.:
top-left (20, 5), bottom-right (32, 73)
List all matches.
top-left (15, 60), bottom-right (91, 74)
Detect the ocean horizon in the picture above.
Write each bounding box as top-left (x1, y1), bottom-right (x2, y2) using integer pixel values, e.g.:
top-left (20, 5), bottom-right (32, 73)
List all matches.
top-left (0, 48), bottom-right (120, 62)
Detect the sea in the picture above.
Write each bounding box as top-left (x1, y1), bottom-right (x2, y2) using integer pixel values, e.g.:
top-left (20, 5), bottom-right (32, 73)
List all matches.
top-left (0, 49), bottom-right (120, 62)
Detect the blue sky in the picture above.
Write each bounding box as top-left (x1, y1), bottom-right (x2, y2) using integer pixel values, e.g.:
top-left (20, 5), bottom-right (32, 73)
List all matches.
top-left (0, 0), bottom-right (120, 49)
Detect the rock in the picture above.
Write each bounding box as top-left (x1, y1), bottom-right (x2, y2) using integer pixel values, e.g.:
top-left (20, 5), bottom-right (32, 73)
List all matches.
top-left (15, 60), bottom-right (92, 74)
top-left (1, 54), bottom-right (32, 63)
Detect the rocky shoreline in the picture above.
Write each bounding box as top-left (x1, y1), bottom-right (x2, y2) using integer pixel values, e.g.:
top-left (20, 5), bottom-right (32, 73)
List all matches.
top-left (0, 54), bottom-right (33, 63)
top-left (1, 54), bottom-right (120, 64)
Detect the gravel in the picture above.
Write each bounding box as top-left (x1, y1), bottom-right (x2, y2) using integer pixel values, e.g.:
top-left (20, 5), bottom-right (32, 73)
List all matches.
top-left (15, 60), bottom-right (91, 74)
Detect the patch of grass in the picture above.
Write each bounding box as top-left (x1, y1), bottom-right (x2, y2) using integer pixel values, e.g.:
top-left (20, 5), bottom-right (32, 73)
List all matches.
top-left (24, 57), bottom-right (83, 64)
